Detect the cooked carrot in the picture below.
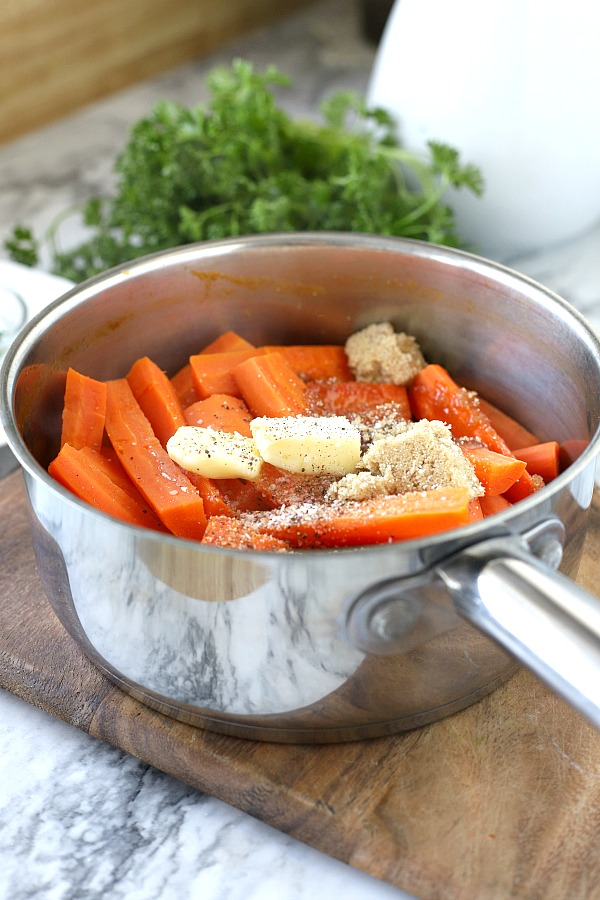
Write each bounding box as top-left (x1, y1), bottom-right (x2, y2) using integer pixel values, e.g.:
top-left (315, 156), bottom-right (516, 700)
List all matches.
top-left (184, 471), bottom-right (236, 518)
top-left (514, 441), bottom-right (560, 483)
top-left (502, 470), bottom-right (542, 503)
top-left (306, 380), bottom-right (411, 420)
top-left (254, 462), bottom-right (337, 508)
top-left (477, 398), bottom-right (540, 451)
top-left (409, 364), bottom-right (512, 455)
top-left (202, 516), bottom-right (289, 551)
top-left (251, 487), bottom-right (471, 548)
top-left (49, 444), bottom-right (167, 531)
top-left (170, 362), bottom-right (199, 407)
top-left (260, 345), bottom-right (353, 382)
top-left (232, 352), bottom-right (309, 418)
top-left (479, 494), bottom-right (513, 517)
top-left (60, 368), bottom-right (107, 451)
top-left (127, 356), bottom-right (186, 447)
top-left (104, 378), bottom-right (207, 539)
top-left (410, 366), bottom-right (541, 502)
top-left (201, 330), bottom-right (255, 354)
top-left (468, 498), bottom-right (484, 522)
top-left (461, 444), bottom-right (527, 496)
top-left (190, 348), bottom-right (264, 399)
top-left (217, 478), bottom-right (274, 513)
top-left (99, 445), bottom-right (158, 499)
top-left (183, 393), bottom-right (253, 437)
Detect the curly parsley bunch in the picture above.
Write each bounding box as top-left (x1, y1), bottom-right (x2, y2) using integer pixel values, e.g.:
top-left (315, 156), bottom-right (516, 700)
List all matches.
top-left (5, 60), bottom-right (483, 282)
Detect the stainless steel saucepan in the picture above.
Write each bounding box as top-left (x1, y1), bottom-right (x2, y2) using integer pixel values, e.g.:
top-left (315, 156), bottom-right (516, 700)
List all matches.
top-left (2, 233), bottom-right (600, 743)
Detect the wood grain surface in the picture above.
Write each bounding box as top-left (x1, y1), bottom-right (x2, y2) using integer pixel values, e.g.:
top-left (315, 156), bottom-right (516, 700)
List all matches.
top-left (1, 0), bottom-right (314, 143)
top-left (1, 468), bottom-right (600, 900)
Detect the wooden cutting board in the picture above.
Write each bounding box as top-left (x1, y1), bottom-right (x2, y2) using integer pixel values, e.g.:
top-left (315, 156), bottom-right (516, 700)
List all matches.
top-left (2, 469), bottom-right (600, 900)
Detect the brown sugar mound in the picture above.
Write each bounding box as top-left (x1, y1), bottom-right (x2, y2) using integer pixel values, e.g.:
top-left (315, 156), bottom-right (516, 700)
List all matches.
top-left (345, 322), bottom-right (426, 385)
top-left (328, 419), bottom-right (483, 502)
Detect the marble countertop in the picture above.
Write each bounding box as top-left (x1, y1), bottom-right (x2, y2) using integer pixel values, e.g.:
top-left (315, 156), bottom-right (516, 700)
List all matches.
top-left (1, 2), bottom-right (600, 898)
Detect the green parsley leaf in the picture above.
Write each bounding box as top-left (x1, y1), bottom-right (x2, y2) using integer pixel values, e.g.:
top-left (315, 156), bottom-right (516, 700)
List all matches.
top-left (4, 225), bottom-right (39, 268)
top-left (4, 59), bottom-right (483, 281)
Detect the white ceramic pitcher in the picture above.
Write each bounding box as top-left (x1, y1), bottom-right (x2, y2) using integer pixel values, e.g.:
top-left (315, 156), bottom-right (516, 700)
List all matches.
top-left (367, 0), bottom-right (600, 260)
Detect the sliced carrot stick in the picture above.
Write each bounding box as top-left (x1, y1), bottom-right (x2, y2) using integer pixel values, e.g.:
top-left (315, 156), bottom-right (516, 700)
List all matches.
top-left (189, 348), bottom-right (264, 399)
top-left (477, 398), bottom-right (540, 451)
top-left (410, 367), bottom-right (541, 501)
top-left (183, 393), bottom-right (253, 437)
top-left (409, 364), bottom-right (512, 455)
top-left (251, 487), bottom-right (471, 548)
top-left (468, 498), bottom-right (484, 522)
top-left (201, 330), bottom-right (255, 354)
top-left (306, 380), bottom-right (411, 420)
top-left (170, 362), bottom-right (199, 407)
top-left (100, 444), bottom-right (159, 500)
top-left (479, 494), bottom-right (513, 517)
top-left (184, 471), bottom-right (236, 518)
top-left (254, 462), bottom-right (337, 508)
top-left (232, 352), bottom-right (309, 417)
top-left (127, 356), bottom-right (186, 447)
top-left (60, 368), bottom-right (107, 451)
top-left (202, 516), bottom-right (290, 551)
top-left (49, 444), bottom-right (167, 531)
top-left (104, 378), bottom-right (207, 540)
top-left (461, 444), bottom-right (527, 496)
top-left (513, 441), bottom-right (560, 483)
top-left (502, 470), bottom-right (542, 503)
top-left (217, 478), bottom-right (274, 513)
top-left (260, 345), bottom-right (353, 382)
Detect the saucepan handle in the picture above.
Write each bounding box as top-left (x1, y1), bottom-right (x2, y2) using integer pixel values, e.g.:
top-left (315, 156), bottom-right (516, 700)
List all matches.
top-left (436, 535), bottom-right (600, 729)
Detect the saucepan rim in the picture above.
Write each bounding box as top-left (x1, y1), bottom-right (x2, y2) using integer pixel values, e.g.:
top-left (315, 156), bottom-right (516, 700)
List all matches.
top-left (2, 231), bottom-right (600, 560)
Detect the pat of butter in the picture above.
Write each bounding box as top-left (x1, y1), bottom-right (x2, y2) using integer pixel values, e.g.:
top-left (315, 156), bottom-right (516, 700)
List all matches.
top-left (166, 426), bottom-right (263, 480)
top-left (250, 416), bottom-right (361, 476)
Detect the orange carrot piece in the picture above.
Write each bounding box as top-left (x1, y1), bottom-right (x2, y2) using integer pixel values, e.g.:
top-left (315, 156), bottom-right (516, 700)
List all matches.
top-left (477, 398), bottom-right (540, 451)
top-left (502, 469), bottom-right (542, 503)
top-left (202, 516), bottom-right (289, 551)
top-left (99, 445), bottom-right (160, 501)
top-left (184, 471), bottom-right (236, 518)
top-left (306, 380), bottom-right (411, 420)
top-left (60, 368), bottom-right (107, 451)
top-left (232, 352), bottom-right (309, 418)
top-left (254, 462), bottom-right (337, 508)
top-left (217, 478), bottom-right (274, 513)
top-left (461, 444), bottom-right (527, 496)
top-left (127, 356), bottom-right (186, 447)
top-left (251, 487), bottom-right (471, 548)
top-left (170, 363), bottom-right (199, 407)
top-left (409, 365), bottom-right (513, 455)
top-left (201, 331), bottom-right (255, 354)
top-left (514, 441), bottom-right (560, 483)
top-left (479, 494), bottom-right (513, 517)
top-left (49, 444), bottom-right (167, 531)
top-left (468, 498), bottom-right (484, 522)
top-left (410, 367), bottom-right (541, 502)
top-left (189, 348), bottom-right (264, 399)
top-left (260, 345), bottom-right (353, 382)
top-left (183, 393), bottom-right (253, 437)
top-left (104, 378), bottom-right (207, 540)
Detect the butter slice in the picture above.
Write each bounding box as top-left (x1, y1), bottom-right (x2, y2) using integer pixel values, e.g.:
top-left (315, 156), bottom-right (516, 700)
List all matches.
top-left (250, 416), bottom-right (361, 476)
top-left (166, 426), bottom-right (263, 480)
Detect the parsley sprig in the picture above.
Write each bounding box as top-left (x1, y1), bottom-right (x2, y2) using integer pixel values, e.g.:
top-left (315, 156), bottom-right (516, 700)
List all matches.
top-left (5, 60), bottom-right (483, 282)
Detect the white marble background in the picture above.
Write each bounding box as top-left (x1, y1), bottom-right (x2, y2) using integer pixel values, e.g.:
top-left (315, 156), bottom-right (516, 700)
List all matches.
top-left (0, 690), bottom-right (406, 900)
top-left (1, 1), bottom-right (599, 897)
